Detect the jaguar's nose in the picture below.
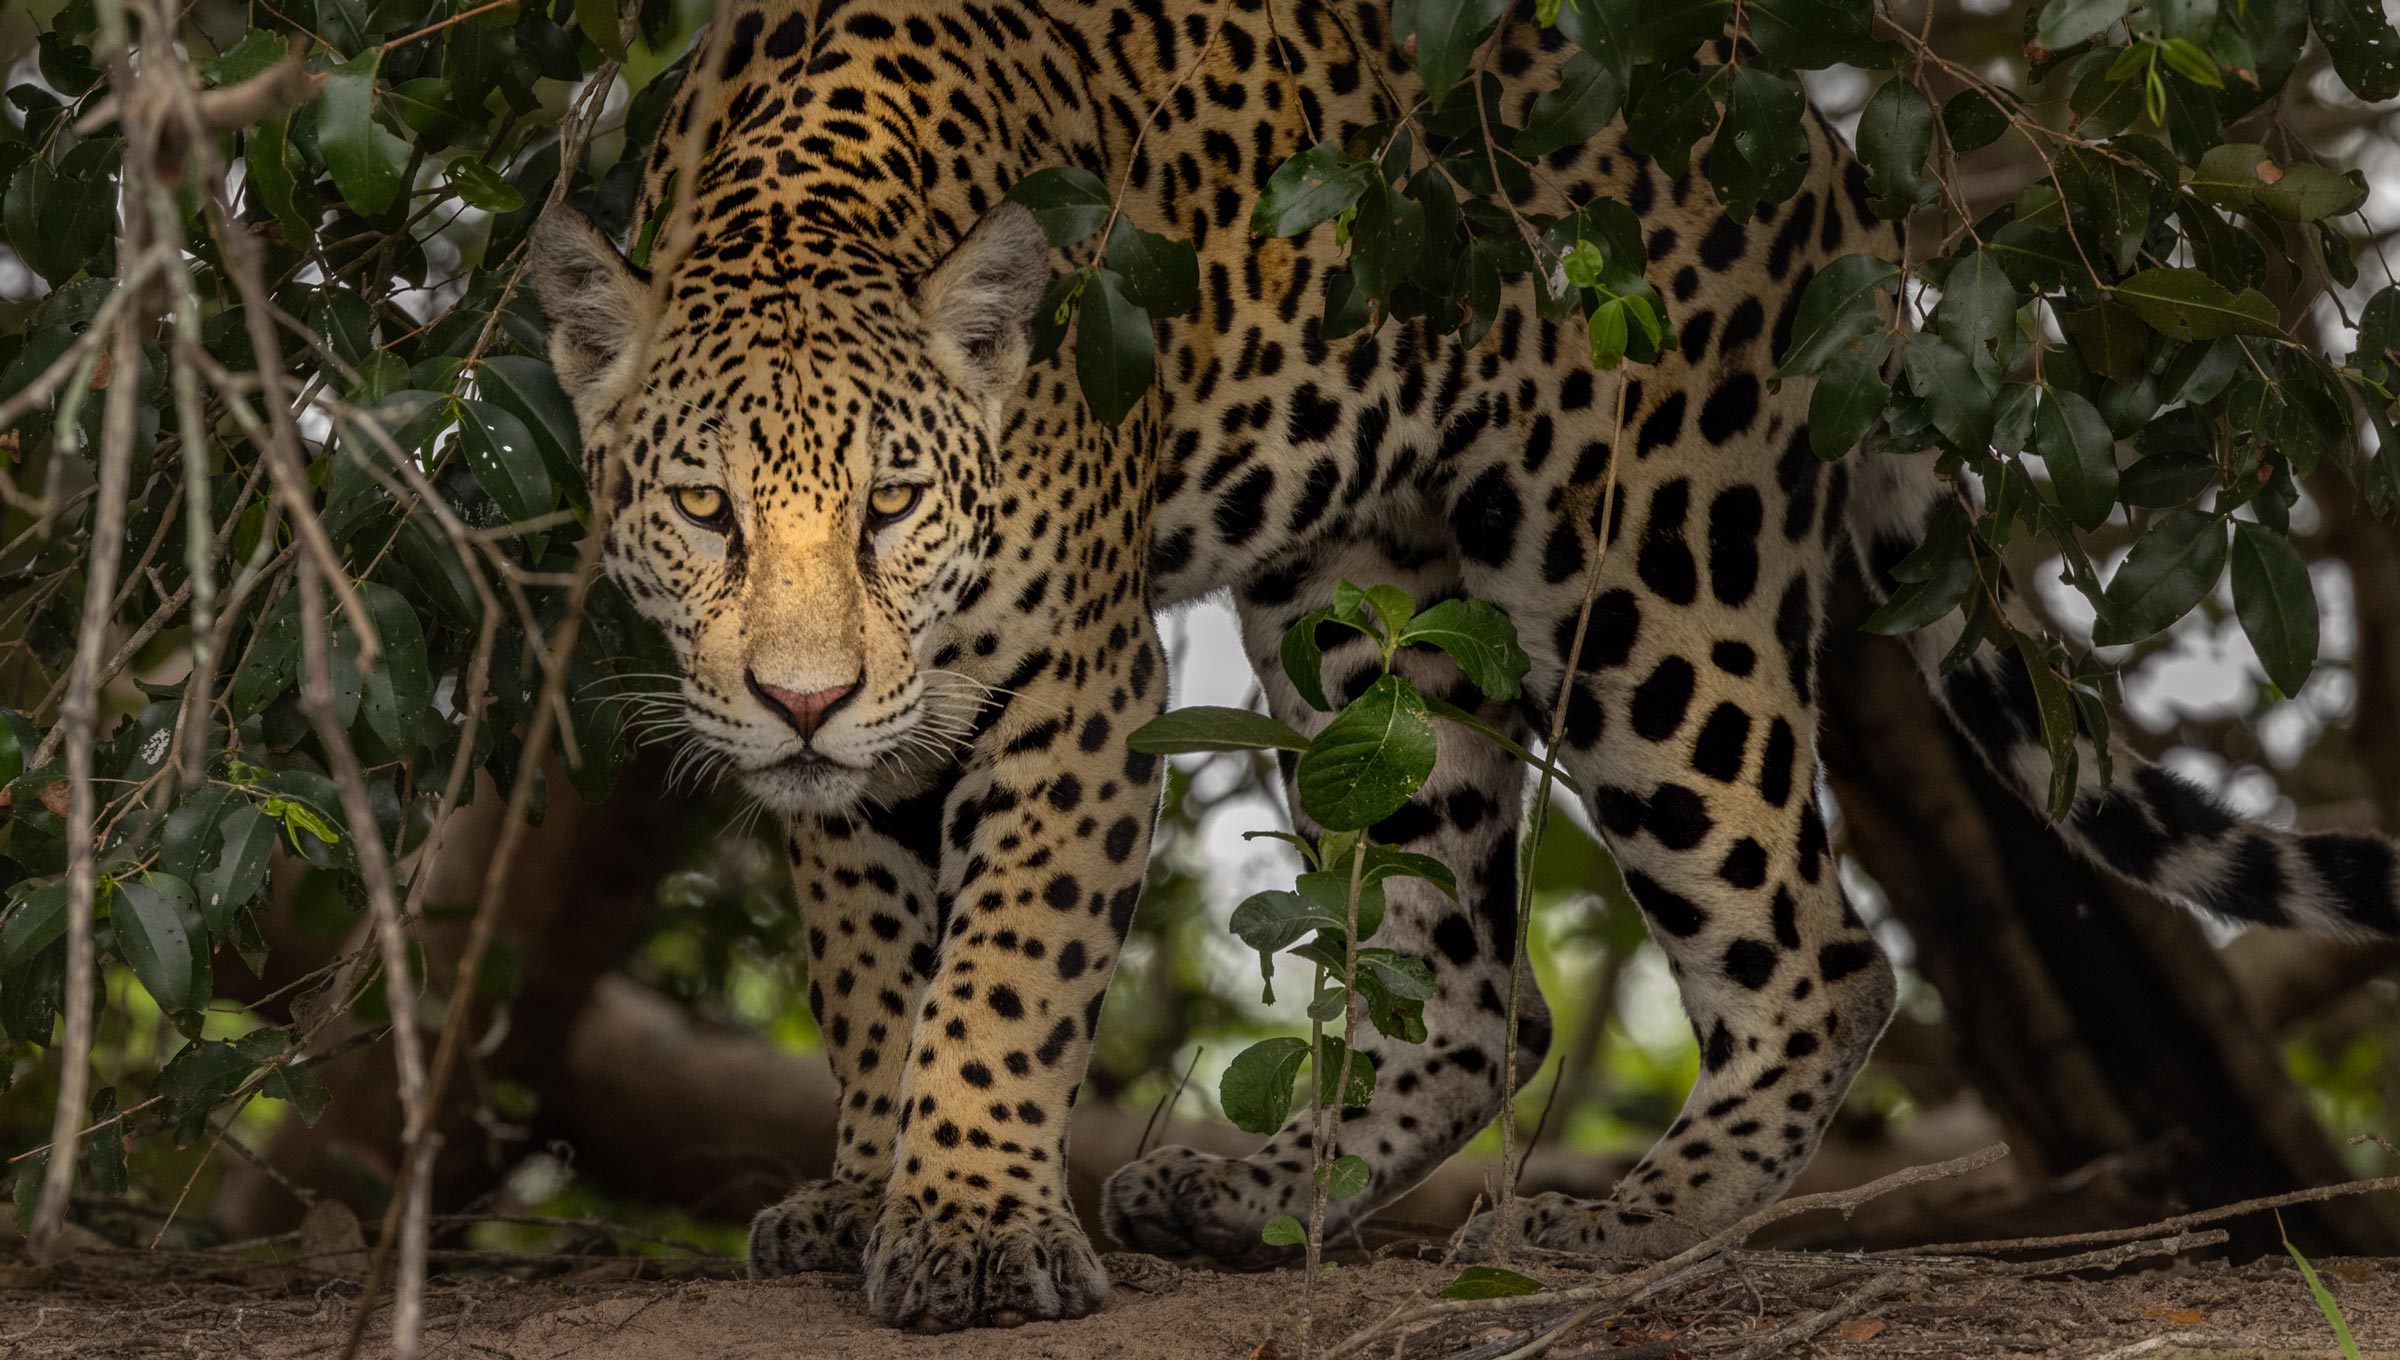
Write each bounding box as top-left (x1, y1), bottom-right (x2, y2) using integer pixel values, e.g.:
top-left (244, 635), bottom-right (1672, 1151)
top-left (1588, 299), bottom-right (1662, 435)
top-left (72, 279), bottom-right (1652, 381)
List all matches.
top-left (748, 670), bottom-right (860, 740)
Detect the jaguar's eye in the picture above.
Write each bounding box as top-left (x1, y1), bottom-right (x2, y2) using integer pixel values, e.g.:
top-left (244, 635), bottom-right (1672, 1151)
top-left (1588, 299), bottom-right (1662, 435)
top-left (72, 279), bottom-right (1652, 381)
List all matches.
top-left (673, 486), bottom-right (732, 531)
top-left (866, 483), bottom-right (923, 527)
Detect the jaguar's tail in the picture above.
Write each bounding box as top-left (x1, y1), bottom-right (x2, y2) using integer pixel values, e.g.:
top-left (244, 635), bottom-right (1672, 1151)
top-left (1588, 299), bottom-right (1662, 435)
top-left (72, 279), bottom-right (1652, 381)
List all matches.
top-left (1843, 452), bottom-right (2400, 939)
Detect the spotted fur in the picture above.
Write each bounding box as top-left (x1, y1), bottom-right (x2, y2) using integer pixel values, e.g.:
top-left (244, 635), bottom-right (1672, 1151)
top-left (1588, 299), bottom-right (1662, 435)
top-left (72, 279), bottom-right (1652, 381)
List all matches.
top-left (528, 0), bottom-right (2400, 1331)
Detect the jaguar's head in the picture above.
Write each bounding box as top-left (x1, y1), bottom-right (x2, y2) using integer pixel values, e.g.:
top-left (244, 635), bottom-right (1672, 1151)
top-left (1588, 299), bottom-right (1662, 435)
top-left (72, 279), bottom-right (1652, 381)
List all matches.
top-left (528, 203), bottom-right (1052, 812)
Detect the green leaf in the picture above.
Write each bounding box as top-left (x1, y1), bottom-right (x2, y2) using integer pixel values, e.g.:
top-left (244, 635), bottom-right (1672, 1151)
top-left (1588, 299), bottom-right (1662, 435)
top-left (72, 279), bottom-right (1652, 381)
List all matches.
top-left (1006, 165), bottom-right (1113, 247)
top-left (320, 51), bottom-right (413, 219)
top-left (444, 156), bottom-right (523, 213)
top-left (2094, 509), bottom-right (2228, 645)
top-left (1624, 66), bottom-right (1723, 180)
top-left (1855, 78), bottom-right (1937, 218)
top-left (1710, 67), bottom-right (1809, 221)
top-left (1221, 1036), bottom-right (1309, 1134)
top-left (1251, 142), bottom-right (1377, 239)
top-left (1281, 607), bottom-right (1374, 711)
top-left (1515, 48), bottom-right (1625, 158)
top-left (2121, 451), bottom-right (2217, 507)
top-left (1942, 88), bottom-right (2011, 152)
top-left (2062, 302), bottom-right (2150, 384)
top-left (475, 355), bottom-right (584, 498)
top-left (0, 880), bottom-right (68, 975)
top-left (357, 583), bottom-right (431, 754)
top-left (1749, 0), bottom-right (1894, 68)
top-left (2035, 387), bottom-right (2120, 530)
top-left (1809, 346), bottom-right (1889, 460)
top-left (1350, 181), bottom-right (1428, 301)
top-left (2114, 268), bottom-right (2282, 341)
top-left (229, 592), bottom-right (302, 722)
top-left (2190, 144), bottom-right (2368, 221)
top-left (2309, 0), bottom-right (2400, 101)
top-left (1324, 1153), bottom-right (1371, 1200)
top-left (1774, 254), bottom-right (1899, 379)
top-left (200, 803), bottom-right (276, 931)
top-left (2037, 0), bottom-right (2131, 48)
top-left (86, 1087), bottom-right (125, 1196)
top-left (1443, 1266), bottom-right (1547, 1299)
top-left (456, 397), bottom-right (556, 526)
top-left (2282, 1238), bottom-right (2366, 1360)
top-left (1317, 1036), bottom-right (1376, 1107)
top-left (1397, 0), bottom-right (1512, 106)
top-left (1397, 598), bottom-right (1529, 702)
top-left (575, 0), bottom-right (625, 58)
top-left (1127, 706), bottom-right (1311, 754)
top-left (112, 873), bottom-right (198, 1013)
top-left (1933, 249), bottom-right (2020, 363)
top-left (1586, 298), bottom-right (1629, 370)
top-left (1105, 220), bottom-right (1198, 318)
top-left (1903, 334), bottom-right (1995, 451)
top-left (2230, 521), bottom-right (2318, 695)
top-left (1357, 948), bottom-right (1437, 1001)
top-left (1261, 1214), bottom-right (1307, 1246)
top-left (205, 29), bottom-right (286, 86)
top-left (1229, 890), bottom-right (1346, 957)
top-left (2011, 632), bottom-right (2082, 820)
top-left (1295, 674), bottom-right (1439, 831)
top-left (1075, 268), bottom-right (1154, 426)
top-left (264, 1064), bottom-right (332, 1126)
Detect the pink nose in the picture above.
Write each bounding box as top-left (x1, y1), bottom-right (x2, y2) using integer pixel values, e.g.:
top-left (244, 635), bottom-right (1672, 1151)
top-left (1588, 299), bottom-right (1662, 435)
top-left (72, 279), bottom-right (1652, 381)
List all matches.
top-left (750, 673), bottom-right (857, 739)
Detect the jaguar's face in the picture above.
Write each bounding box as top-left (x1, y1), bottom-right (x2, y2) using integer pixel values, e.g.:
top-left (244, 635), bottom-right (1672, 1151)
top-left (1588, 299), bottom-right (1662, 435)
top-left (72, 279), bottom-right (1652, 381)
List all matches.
top-left (530, 205), bottom-right (1052, 811)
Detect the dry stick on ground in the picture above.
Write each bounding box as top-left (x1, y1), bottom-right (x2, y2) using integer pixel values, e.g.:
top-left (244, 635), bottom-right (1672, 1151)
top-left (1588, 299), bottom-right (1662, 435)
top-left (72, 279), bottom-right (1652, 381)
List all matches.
top-left (1324, 1144), bottom-right (2011, 1360)
top-left (1891, 1172), bottom-right (2400, 1258)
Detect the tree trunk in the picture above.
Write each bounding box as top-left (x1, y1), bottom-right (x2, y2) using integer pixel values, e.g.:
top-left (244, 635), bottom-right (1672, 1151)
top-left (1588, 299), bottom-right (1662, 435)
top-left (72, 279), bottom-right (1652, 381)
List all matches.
top-left (1816, 562), bottom-right (2399, 1257)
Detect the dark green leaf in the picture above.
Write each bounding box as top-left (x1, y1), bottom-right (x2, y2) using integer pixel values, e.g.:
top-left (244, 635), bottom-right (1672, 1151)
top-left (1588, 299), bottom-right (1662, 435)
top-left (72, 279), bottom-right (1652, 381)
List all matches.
top-left (1397, 0), bottom-right (1513, 106)
top-left (575, 0), bottom-right (625, 58)
top-left (1317, 1036), bottom-right (1375, 1107)
top-left (476, 356), bottom-right (584, 497)
top-left (2230, 520), bottom-right (2317, 694)
top-left (1903, 334), bottom-right (1995, 451)
top-left (2035, 387), bottom-right (2120, 529)
top-left (112, 873), bottom-right (198, 1012)
top-left (444, 156), bottom-right (524, 213)
top-left (1127, 706), bottom-right (1311, 754)
top-left (1710, 67), bottom-right (1809, 221)
top-left (2309, 0), bottom-right (2400, 100)
top-left (1106, 220), bottom-right (1198, 318)
top-left (1006, 165), bottom-right (1112, 248)
top-left (86, 1087), bottom-right (125, 1196)
top-left (1809, 345), bottom-right (1889, 460)
top-left (1623, 66), bottom-right (1725, 179)
top-left (2062, 301), bottom-right (2149, 383)
top-left (1397, 598), bottom-right (1529, 702)
top-left (1295, 674), bottom-right (1439, 831)
top-left (320, 51), bottom-right (412, 218)
top-left (1444, 1266), bottom-right (1547, 1299)
top-left (1324, 1153), bottom-right (1371, 1200)
top-left (0, 880), bottom-right (68, 975)
top-left (1942, 88), bottom-right (2011, 152)
top-left (2114, 267), bottom-right (2281, 340)
top-left (1350, 181), bottom-right (1427, 301)
top-left (1515, 49), bottom-right (1625, 158)
top-left (1250, 142), bottom-right (1377, 239)
top-left (2011, 632), bottom-right (2082, 819)
top-left (1774, 254), bottom-right (1898, 379)
top-left (1075, 268), bottom-right (1154, 425)
top-left (456, 397), bottom-right (556, 526)
top-left (2038, 0), bottom-right (2131, 48)
top-left (1856, 78), bottom-right (1937, 218)
top-left (1220, 1036), bottom-right (1309, 1134)
top-left (1749, 0), bottom-right (1893, 68)
top-left (1261, 1214), bottom-right (1306, 1245)
top-left (356, 583), bottom-right (430, 754)
top-left (2094, 508), bottom-right (2228, 644)
top-left (205, 30), bottom-right (287, 86)
top-left (2121, 451), bottom-right (2217, 507)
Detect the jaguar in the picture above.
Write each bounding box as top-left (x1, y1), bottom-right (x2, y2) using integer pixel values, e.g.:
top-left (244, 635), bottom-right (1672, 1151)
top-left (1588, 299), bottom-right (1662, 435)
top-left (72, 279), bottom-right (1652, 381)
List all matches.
top-left (527, 0), bottom-right (2400, 1332)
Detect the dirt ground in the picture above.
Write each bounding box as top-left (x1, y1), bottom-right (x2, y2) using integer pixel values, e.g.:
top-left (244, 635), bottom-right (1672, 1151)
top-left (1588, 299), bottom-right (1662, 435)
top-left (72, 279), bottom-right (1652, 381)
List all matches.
top-left (5, 1245), bottom-right (2398, 1360)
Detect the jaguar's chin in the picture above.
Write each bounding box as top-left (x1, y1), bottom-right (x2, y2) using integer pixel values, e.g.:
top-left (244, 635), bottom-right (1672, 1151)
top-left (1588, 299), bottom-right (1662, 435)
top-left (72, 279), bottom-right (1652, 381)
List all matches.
top-left (741, 752), bottom-right (873, 814)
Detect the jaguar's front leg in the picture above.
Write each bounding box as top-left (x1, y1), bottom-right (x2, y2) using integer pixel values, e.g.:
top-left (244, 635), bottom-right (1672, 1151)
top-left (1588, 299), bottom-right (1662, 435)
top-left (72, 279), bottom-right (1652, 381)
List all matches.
top-left (748, 790), bottom-right (945, 1278)
top-left (863, 637), bottom-right (1165, 1331)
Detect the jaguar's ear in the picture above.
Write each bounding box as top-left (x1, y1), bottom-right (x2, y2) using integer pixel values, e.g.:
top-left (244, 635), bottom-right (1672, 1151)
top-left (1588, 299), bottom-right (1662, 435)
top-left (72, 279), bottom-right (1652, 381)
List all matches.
top-left (916, 203), bottom-right (1052, 411)
top-left (527, 207), bottom-right (654, 419)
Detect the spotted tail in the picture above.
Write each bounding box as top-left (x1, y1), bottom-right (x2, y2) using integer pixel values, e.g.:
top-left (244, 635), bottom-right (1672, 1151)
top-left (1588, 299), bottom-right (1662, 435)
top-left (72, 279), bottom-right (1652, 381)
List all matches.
top-left (1843, 453), bottom-right (2400, 939)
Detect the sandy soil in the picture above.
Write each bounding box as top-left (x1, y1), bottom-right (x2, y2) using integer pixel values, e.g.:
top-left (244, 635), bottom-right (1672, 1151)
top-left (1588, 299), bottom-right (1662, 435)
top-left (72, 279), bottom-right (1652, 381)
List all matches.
top-left (6, 1244), bottom-right (2399, 1359)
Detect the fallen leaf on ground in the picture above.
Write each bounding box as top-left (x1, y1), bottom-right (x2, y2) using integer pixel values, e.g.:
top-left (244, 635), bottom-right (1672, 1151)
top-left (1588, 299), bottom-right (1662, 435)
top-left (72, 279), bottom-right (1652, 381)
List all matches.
top-left (1838, 1317), bottom-right (1889, 1341)
top-left (2137, 1303), bottom-right (2205, 1324)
